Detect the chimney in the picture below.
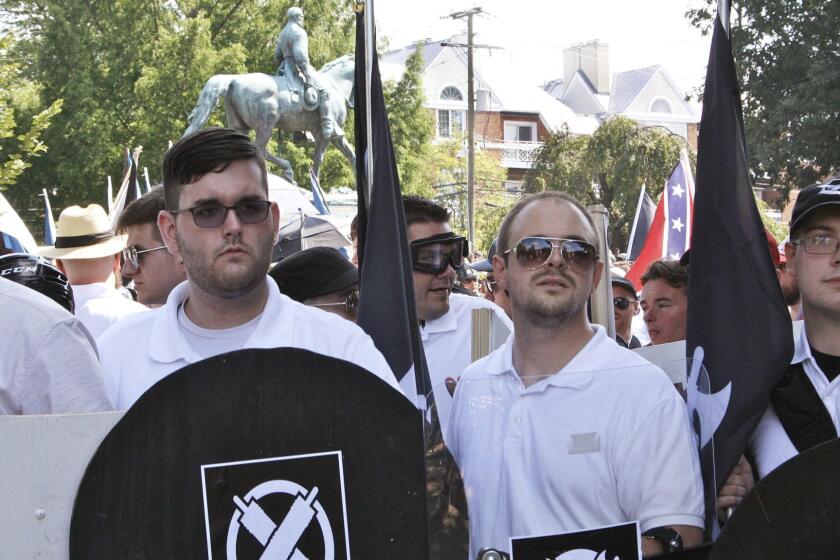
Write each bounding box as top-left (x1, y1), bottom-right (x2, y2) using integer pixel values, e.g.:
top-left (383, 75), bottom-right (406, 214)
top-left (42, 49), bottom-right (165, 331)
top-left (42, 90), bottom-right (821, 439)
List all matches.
top-left (563, 40), bottom-right (610, 95)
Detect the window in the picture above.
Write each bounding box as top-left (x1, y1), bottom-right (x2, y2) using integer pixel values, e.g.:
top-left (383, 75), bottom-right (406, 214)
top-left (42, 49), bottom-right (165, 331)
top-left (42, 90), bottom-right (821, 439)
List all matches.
top-left (438, 109), bottom-right (464, 138)
top-left (504, 121), bottom-right (537, 142)
top-left (440, 86), bottom-right (463, 101)
top-left (650, 98), bottom-right (672, 114)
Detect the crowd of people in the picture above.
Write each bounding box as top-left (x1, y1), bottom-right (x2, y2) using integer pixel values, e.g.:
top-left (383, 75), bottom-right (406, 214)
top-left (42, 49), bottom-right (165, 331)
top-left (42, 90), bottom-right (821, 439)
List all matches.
top-left (1, 126), bottom-right (838, 557)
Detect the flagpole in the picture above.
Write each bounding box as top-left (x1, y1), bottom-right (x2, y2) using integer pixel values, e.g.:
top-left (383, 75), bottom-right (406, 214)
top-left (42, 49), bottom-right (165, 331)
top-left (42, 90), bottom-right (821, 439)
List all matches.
top-left (626, 184), bottom-right (647, 257)
top-left (718, 0), bottom-right (730, 36)
top-left (363, 0), bottom-right (375, 209)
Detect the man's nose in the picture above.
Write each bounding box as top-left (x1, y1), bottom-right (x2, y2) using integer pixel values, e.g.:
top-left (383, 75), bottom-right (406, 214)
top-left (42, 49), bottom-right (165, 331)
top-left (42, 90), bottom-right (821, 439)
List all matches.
top-left (221, 207), bottom-right (243, 236)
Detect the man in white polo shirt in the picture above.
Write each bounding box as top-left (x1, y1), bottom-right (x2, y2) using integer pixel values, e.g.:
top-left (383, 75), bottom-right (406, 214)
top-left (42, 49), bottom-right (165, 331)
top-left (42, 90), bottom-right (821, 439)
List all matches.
top-left (402, 196), bottom-right (511, 428)
top-left (97, 128), bottom-right (400, 409)
top-left (448, 191), bottom-right (703, 558)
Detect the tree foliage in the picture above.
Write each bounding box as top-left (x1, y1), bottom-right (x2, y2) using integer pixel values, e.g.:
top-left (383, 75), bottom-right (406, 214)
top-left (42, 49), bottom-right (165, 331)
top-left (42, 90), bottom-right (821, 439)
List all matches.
top-left (687, 0), bottom-right (840, 191)
top-left (0, 33), bottom-right (62, 190)
top-left (0, 0), bottom-right (356, 228)
top-left (524, 117), bottom-right (687, 254)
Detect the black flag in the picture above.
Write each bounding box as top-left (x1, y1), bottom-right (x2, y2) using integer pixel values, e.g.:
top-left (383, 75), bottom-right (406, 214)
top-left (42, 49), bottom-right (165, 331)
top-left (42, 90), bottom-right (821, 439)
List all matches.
top-left (353, 9), bottom-right (431, 403)
top-left (686, 4), bottom-right (793, 534)
top-left (626, 185), bottom-right (656, 261)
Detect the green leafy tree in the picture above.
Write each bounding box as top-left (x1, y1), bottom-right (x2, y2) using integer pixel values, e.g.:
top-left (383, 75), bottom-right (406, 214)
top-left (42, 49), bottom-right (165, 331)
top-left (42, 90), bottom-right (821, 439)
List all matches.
top-left (686, 0), bottom-right (840, 192)
top-left (0, 33), bottom-right (62, 190)
top-left (382, 44), bottom-right (434, 197)
top-left (525, 117), bottom-right (687, 254)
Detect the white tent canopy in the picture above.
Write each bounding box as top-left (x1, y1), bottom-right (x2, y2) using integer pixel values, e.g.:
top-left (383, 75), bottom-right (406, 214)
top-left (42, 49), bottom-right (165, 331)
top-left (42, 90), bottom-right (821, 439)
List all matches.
top-left (0, 191), bottom-right (38, 253)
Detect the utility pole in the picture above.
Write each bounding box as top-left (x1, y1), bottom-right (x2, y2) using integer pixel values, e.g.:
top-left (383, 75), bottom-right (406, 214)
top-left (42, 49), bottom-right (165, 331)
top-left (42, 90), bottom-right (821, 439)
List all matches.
top-left (443, 7), bottom-right (485, 247)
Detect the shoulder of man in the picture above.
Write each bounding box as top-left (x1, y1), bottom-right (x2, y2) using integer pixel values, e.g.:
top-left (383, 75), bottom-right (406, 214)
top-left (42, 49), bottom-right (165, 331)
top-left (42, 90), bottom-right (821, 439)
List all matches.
top-left (449, 292), bottom-right (510, 320)
top-left (96, 306), bottom-right (160, 355)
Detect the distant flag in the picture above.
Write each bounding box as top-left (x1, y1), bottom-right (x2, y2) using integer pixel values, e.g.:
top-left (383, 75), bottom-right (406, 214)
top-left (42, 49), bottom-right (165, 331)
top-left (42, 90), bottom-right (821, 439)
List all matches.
top-left (109, 147), bottom-right (143, 229)
top-left (42, 188), bottom-right (56, 246)
top-left (0, 190), bottom-right (38, 253)
top-left (106, 176), bottom-right (114, 213)
top-left (626, 148), bottom-right (695, 291)
top-left (625, 184), bottom-right (656, 261)
top-left (353, 4), bottom-right (430, 404)
top-left (309, 167), bottom-right (331, 215)
top-left (143, 167), bottom-right (152, 194)
top-left (686, 0), bottom-right (793, 537)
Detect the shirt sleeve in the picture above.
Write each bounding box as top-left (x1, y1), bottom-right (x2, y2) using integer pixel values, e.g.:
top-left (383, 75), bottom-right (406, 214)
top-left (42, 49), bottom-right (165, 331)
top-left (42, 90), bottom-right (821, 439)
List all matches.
top-left (350, 332), bottom-right (406, 397)
top-left (21, 318), bottom-right (113, 414)
top-left (614, 393), bottom-right (705, 531)
top-left (750, 405), bottom-right (798, 479)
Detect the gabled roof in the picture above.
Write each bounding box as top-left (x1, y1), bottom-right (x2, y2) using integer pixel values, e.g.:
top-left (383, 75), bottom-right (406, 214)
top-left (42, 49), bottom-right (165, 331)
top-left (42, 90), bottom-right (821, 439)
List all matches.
top-left (610, 65), bottom-right (660, 114)
top-left (560, 70), bottom-right (607, 115)
top-left (381, 40), bottom-right (446, 71)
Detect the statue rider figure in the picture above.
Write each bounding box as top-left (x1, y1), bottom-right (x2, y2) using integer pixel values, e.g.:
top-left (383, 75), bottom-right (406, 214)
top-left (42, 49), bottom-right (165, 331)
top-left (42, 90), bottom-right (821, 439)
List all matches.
top-left (274, 7), bottom-right (336, 139)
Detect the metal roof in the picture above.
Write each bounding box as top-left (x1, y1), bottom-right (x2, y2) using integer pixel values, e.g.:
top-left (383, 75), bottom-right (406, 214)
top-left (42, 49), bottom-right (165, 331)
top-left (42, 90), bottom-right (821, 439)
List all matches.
top-left (609, 65), bottom-right (661, 114)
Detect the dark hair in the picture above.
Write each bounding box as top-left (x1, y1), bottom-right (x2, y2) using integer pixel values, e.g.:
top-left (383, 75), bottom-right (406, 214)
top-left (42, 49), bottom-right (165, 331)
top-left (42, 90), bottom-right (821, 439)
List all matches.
top-left (349, 214), bottom-right (359, 241)
top-left (497, 191), bottom-right (599, 255)
top-left (161, 127), bottom-right (267, 210)
top-left (402, 195), bottom-right (450, 227)
top-left (641, 259), bottom-right (688, 290)
top-left (116, 187), bottom-right (166, 239)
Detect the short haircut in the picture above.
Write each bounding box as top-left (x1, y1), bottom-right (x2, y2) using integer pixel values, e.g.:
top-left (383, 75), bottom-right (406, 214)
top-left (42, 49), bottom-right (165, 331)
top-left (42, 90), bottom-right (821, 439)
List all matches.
top-left (641, 259), bottom-right (688, 290)
top-left (116, 187), bottom-right (166, 239)
top-left (161, 127), bottom-right (267, 211)
top-left (497, 191), bottom-right (599, 255)
top-left (349, 214), bottom-right (359, 241)
top-left (402, 195), bottom-right (450, 227)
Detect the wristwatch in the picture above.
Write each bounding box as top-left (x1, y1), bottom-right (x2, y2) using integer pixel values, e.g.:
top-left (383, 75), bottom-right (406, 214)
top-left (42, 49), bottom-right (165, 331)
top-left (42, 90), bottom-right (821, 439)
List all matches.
top-left (642, 527), bottom-right (683, 554)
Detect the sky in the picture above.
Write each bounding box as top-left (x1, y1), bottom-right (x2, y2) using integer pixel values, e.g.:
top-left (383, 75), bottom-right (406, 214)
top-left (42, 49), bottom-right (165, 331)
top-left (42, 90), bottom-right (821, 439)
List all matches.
top-left (374, 0), bottom-right (713, 99)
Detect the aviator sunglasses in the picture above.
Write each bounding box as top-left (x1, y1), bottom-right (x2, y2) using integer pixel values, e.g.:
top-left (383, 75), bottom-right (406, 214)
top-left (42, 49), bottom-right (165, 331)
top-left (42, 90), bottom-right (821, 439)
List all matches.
top-left (312, 289), bottom-right (359, 315)
top-left (504, 237), bottom-right (598, 270)
top-left (410, 233), bottom-right (469, 274)
top-left (121, 245), bottom-right (168, 271)
top-left (172, 200), bottom-right (272, 228)
top-left (613, 296), bottom-right (637, 310)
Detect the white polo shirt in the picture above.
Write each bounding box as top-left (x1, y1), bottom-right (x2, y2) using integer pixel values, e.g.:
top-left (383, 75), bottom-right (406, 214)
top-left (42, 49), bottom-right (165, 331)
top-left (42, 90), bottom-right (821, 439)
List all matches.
top-left (98, 278), bottom-right (402, 409)
top-left (73, 282), bottom-right (148, 339)
top-left (448, 325), bottom-right (704, 558)
top-left (418, 293), bottom-right (512, 431)
top-left (750, 325), bottom-right (840, 478)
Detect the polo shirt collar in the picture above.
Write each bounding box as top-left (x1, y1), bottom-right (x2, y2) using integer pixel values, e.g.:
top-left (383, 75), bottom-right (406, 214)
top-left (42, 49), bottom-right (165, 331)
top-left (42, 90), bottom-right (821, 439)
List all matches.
top-left (489, 325), bottom-right (616, 392)
top-left (793, 322), bottom-right (812, 365)
top-left (419, 301), bottom-right (459, 341)
top-left (71, 282), bottom-right (114, 300)
top-left (149, 277), bottom-right (292, 364)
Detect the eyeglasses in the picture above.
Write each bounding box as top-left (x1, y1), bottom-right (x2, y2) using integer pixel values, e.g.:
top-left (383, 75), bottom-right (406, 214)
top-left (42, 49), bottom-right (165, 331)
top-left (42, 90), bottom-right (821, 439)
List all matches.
top-left (483, 277), bottom-right (498, 294)
top-left (121, 245), bottom-right (168, 271)
top-left (172, 200), bottom-right (271, 228)
top-left (311, 289), bottom-right (359, 315)
top-left (794, 233), bottom-right (840, 255)
top-left (504, 237), bottom-right (598, 270)
top-left (410, 233), bottom-right (468, 274)
top-left (613, 296), bottom-right (637, 310)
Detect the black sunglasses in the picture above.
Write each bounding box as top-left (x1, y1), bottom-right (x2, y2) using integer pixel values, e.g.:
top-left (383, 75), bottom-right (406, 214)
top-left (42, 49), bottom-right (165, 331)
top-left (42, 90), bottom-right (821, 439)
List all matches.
top-left (613, 296), bottom-right (637, 310)
top-left (410, 233), bottom-right (468, 274)
top-left (504, 237), bottom-right (598, 270)
top-left (312, 289), bottom-right (359, 315)
top-left (173, 200), bottom-right (271, 228)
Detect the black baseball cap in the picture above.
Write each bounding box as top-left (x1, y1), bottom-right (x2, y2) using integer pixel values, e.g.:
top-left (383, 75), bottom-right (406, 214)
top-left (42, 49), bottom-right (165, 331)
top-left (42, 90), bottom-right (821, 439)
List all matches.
top-left (790, 181), bottom-right (840, 234)
top-left (269, 247), bottom-right (358, 302)
top-left (471, 239), bottom-right (497, 272)
top-left (611, 275), bottom-right (637, 296)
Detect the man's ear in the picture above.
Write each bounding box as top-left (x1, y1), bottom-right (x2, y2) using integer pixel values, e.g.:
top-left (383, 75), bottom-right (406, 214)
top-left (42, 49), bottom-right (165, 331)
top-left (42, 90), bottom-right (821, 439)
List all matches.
top-left (590, 259), bottom-right (605, 295)
top-left (270, 201), bottom-right (281, 244)
top-left (54, 259), bottom-right (66, 274)
top-left (492, 254), bottom-right (508, 292)
top-left (111, 253), bottom-right (121, 276)
top-left (158, 210), bottom-right (180, 255)
top-left (785, 241), bottom-right (797, 278)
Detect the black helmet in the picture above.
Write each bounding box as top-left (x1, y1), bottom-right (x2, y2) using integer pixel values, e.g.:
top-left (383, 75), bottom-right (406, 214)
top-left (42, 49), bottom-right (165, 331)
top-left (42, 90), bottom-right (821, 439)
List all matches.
top-left (0, 253), bottom-right (75, 313)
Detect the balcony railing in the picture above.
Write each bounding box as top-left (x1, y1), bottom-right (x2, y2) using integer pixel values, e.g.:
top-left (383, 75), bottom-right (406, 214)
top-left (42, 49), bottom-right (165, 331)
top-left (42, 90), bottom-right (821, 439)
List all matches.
top-left (481, 140), bottom-right (544, 169)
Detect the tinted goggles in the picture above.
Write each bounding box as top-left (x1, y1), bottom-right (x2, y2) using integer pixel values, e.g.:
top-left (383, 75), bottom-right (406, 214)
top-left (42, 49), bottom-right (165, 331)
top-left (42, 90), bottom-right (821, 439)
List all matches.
top-left (504, 237), bottom-right (598, 270)
top-left (410, 233), bottom-right (468, 274)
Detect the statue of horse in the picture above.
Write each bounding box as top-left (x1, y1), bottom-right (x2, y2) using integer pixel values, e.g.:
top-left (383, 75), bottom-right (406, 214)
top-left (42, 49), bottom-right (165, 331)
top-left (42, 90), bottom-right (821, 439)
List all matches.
top-left (184, 55), bottom-right (355, 185)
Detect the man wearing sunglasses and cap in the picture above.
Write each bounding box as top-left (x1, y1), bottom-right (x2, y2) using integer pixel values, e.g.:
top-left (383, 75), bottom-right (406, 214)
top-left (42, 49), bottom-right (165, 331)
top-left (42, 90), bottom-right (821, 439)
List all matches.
top-left (751, 181), bottom-right (840, 479)
top-left (116, 187), bottom-right (187, 306)
top-left (403, 196), bottom-right (511, 428)
top-left (448, 192), bottom-right (703, 558)
top-left (96, 128), bottom-right (400, 409)
top-left (611, 275), bottom-right (642, 349)
top-left (40, 204), bottom-right (148, 338)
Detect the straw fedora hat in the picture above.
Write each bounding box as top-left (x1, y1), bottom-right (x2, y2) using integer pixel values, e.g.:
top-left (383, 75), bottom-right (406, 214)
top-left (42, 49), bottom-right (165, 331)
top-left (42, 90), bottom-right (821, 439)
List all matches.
top-left (40, 204), bottom-right (126, 260)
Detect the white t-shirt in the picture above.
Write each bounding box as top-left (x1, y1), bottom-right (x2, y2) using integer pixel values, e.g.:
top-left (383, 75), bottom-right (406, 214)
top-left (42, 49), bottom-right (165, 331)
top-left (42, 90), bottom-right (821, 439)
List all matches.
top-left (73, 282), bottom-right (148, 339)
top-left (417, 293), bottom-right (512, 431)
top-left (0, 277), bottom-right (112, 414)
top-left (177, 304), bottom-right (260, 359)
top-left (98, 278), bottom-right (403, 409)
top-left (750, 324), bottom-right (840, 478)
top-left (448, 325), bottom-right (704, 558)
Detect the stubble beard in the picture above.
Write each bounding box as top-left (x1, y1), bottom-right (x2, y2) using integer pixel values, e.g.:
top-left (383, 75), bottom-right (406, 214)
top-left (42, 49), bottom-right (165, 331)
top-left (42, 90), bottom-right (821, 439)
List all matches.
top-left (178, 233), bottom-right (273, 300)
top-left (513, 272), bottom-right (587, 330)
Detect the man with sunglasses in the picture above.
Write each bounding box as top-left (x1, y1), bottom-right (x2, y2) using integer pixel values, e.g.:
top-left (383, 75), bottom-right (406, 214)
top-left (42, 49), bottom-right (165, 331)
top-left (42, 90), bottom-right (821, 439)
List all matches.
top-left (117, 188), bottom-right (187, 306)
top-left (751, 182), bottom-right (840, 479)
top-left (97, 128), bottom-right (400, 409)
top-left (448, 192), bottom-right (703, 558)
top-left (612, 275), bottom-right (642, 349)
top-left (403, 196), bottom-right (511, 427)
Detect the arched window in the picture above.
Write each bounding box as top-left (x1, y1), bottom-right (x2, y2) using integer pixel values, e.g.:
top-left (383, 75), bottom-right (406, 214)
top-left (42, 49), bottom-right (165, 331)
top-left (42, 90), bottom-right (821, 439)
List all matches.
top-left (650, 98), bottom-right (672, 114)
top-left (440, 86), bottom-right (463, 101)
